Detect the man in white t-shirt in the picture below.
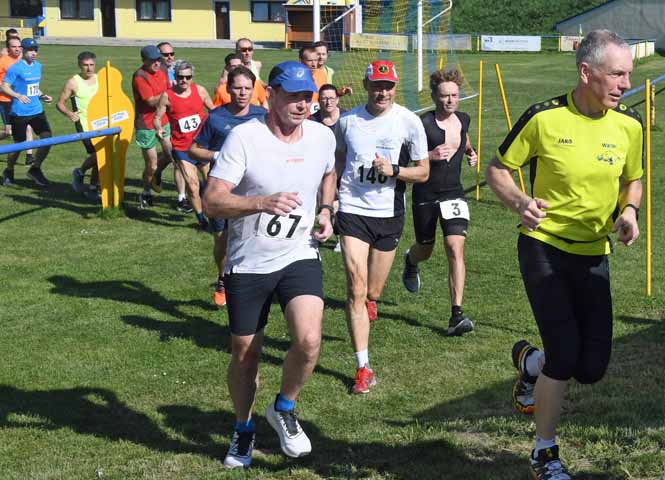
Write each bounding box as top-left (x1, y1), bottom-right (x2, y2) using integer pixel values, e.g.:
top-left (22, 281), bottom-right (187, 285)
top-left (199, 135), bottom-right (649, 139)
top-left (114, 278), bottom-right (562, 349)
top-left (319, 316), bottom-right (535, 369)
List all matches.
top-left (203, 60), bottom-right (336, 469)
top-left (335, 60), bottom-right (429, 394)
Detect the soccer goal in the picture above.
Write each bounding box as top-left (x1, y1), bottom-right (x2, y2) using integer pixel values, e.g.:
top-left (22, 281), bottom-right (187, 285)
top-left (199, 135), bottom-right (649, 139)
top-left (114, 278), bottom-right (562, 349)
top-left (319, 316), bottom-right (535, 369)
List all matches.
top-left (317, 0), bottom-right (475, 112)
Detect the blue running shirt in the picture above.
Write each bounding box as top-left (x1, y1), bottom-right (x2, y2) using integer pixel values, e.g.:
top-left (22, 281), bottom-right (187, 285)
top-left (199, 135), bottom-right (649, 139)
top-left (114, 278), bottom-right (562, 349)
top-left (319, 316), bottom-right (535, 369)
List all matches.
top-left (194, 104), bottom-right (266, 153)
top-left (4, 59), bottom-right (43, 116)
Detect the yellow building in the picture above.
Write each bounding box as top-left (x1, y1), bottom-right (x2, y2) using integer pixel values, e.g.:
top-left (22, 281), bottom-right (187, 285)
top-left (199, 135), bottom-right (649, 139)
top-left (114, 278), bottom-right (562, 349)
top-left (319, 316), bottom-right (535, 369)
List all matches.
top-left (0, 0), bottom-right (347, 42)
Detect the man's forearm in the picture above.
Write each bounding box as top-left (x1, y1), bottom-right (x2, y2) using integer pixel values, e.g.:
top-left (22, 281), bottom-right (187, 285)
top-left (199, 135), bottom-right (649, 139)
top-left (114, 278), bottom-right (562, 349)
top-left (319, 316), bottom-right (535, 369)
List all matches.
top-left (486, 157), bottom-right (530, 213)
top-left (396, 160), bottom-right (429, 183)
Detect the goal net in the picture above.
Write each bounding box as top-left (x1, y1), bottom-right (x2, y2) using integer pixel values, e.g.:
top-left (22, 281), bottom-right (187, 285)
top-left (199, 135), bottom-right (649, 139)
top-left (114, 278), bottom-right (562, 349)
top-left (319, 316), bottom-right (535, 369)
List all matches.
top-left (319, 0), bottom-right (475, 112)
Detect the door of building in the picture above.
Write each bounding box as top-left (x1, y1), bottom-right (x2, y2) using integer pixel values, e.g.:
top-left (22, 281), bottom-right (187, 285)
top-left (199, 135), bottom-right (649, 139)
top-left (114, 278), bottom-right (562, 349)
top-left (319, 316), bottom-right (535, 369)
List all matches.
top-left (215, 2), bottom-right (230, 40)
top-left (101, 0), bottom-right (116, 37)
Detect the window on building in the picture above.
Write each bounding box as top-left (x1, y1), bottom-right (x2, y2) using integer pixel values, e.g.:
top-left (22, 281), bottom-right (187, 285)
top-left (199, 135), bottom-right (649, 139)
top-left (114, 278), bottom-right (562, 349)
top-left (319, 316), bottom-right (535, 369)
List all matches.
top-left (61, 0), bottom-right (94, 19)
top-left (251, 1), bottom-right (284, 22)
top-left (136, 0), bottom-right (171, 21)
top-left (10, 0), bottom-right (42, 17)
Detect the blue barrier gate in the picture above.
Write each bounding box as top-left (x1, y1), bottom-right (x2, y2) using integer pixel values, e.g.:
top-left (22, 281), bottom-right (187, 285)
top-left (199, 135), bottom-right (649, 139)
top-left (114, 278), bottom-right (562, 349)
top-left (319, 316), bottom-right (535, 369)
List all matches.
top-left (0, 127), bottom-right (121, 155)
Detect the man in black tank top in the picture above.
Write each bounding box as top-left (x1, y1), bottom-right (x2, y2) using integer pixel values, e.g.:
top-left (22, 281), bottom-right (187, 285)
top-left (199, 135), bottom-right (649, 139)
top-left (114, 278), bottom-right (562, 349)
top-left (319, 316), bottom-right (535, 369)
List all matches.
top-left (401, 68), bottom-right (478, 336)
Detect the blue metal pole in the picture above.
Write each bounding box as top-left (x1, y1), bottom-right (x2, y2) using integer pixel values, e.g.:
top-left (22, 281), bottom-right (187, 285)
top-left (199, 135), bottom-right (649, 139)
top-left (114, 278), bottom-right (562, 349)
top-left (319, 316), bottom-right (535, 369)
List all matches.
top-left (623, 74), bottom-right (665, 99)
top-left (0, 127), bottom-right (121, 155)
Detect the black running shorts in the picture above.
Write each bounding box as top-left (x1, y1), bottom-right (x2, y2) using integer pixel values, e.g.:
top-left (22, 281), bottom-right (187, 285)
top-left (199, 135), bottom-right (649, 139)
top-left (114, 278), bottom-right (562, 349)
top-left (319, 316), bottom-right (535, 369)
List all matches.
top-left (336, 211), bottom-right (404, 252)
top-left (518, 234), bottom-right (613, 384)
top-left (11, 112), bottom-right (51, 143)
top-left (224, 258), bottom-right (324, 336)
top-left (412, 200), bottom-right (468, 245)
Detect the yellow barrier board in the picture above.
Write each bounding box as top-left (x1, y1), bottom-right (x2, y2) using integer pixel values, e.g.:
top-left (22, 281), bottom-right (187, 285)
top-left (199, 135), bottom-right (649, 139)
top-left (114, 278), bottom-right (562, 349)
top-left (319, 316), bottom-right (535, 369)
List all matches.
top-left (86, 62), bottom-right (134, 209)
top-left (350, 33), bottom-right (408, 51)
top-left (0, 27), bottom-right (32, 39)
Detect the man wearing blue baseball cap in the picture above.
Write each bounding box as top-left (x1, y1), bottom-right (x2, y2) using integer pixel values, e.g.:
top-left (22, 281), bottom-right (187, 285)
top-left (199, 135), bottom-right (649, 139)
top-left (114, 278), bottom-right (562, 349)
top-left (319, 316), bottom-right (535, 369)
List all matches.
top-left (203, 61), bottom-right (337, 469)
top-left (1, 38), bottom-right (54, 187)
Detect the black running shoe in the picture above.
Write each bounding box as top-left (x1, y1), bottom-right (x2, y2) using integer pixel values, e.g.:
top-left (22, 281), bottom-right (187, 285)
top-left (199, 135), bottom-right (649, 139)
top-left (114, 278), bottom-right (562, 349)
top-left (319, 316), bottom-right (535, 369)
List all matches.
top-left (139, 192), bottom-right (153, 209)
top-left (401, 250), bottom-right (421, 293)
top-left (2, 168), bottom-right (15, 186)
top-left (447, 313), bottom-right (474, 336)
top-left (223, 430), bottom-right (255, 469)
top-left (511, 340), bottom-right (538, 415)
top-left (27, 166), bottom-right (49, 187)
top-left (177, 198), bottom-right (193, 213)
top-left (25, 153), bottom-right (34, 166)
top-left (529, 445), bottom-right (571, 480)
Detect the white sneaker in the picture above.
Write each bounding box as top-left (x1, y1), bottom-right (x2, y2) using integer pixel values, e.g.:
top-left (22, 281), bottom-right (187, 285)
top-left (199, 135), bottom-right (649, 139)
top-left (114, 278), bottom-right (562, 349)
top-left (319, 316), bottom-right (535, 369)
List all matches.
top-left (333, 240), bottom-right (342, 253)
top-left (223, 430), bottom-right (255, 469)
top-left (265, 403), bottom-right (311, 458)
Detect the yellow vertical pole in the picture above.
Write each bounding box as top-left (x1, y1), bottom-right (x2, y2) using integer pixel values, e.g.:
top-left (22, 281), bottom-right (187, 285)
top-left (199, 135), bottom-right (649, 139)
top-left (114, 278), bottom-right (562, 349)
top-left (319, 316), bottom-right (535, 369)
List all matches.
top-left (651, 84), bottom-right (656, 126)
top-left (476, 35), bottom-right (480, 52)
top-left (495, 63), bottom-right (525, 192)
top-left (558, 35), bottom-right (561, 52)
top-left (475, 59), bottom-right (483, 201)
top-left (645, 79), bottom-right (652, 297)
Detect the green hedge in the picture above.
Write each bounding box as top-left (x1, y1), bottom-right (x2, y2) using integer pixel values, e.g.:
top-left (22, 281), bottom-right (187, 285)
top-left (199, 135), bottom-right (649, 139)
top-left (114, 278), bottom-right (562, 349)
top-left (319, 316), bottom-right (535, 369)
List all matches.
top-left (450, 0), bottom-right (607, 34)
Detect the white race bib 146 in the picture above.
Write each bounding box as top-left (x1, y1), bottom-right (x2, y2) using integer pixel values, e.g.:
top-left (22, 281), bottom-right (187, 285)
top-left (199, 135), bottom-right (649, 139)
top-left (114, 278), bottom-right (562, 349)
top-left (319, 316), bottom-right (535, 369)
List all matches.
top-left (178, 114), bottom-right (201, 133)
top-left (439, 199), bottom-right (470, 220)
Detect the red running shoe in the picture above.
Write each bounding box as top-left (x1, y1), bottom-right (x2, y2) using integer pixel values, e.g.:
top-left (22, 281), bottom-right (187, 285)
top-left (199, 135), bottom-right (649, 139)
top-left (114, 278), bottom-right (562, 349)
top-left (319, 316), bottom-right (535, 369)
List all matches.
top-left (366, 299), bottom-right (377, 322)
top-left (352, 366), bottom-right (376, 394)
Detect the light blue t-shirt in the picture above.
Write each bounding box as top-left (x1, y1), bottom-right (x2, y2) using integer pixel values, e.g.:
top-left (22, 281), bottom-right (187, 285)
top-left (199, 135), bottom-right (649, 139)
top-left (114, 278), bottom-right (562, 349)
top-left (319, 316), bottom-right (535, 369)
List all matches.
top-left (4, 59), bottom-right (43, 116)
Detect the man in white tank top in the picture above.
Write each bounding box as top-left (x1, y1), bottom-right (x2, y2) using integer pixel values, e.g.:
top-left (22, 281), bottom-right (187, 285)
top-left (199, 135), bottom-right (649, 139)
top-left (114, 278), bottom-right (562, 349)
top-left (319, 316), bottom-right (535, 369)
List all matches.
top-left (55, 51), bottom-right (99, 199)
top-left (203, 61), bottom-right (336, 469)
top-left (236, 38), bottom-right (262, 84)
top-left (335, 60), bottom-right (429, 395)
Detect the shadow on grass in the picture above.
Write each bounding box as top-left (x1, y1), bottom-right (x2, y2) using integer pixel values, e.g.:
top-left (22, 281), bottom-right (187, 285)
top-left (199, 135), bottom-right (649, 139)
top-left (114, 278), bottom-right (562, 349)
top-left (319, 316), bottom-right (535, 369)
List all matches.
top-left (47, 275), bottom-right (216, 321)
top-left (0, 385), bottom-right (222, 458)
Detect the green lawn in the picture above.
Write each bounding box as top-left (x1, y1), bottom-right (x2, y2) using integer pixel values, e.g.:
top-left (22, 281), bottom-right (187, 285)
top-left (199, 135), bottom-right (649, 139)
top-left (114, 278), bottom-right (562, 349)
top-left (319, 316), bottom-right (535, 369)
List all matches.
top-left (0, 46), bottom-right (664, 480)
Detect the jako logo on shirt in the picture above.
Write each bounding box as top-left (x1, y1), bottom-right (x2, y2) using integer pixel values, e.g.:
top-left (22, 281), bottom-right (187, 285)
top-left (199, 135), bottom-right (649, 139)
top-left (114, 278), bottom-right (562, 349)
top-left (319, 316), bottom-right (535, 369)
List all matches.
top-left (558, 138), bottom-right (573, 145)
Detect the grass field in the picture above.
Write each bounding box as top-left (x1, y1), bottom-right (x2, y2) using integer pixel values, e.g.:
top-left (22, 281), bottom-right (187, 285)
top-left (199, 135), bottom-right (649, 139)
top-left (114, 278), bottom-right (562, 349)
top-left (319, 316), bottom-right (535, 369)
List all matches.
top-left (1, 46), bottom-right (664, 480)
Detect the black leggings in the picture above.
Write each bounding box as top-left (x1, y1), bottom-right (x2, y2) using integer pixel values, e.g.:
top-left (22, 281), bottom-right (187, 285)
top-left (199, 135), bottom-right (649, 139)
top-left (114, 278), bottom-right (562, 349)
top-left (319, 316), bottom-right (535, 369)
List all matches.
top-left (518, 234), bottom-right (612, 384)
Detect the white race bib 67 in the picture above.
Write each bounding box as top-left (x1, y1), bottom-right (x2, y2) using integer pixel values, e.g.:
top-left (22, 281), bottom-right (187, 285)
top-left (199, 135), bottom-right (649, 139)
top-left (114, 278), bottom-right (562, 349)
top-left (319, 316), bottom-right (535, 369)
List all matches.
top-left (255, 209), bottom-right (310, 240)
top-left (27, 83), bottom-right (40, 97)
top-left (439, 199), bottom-right (470, 221)
top-left (178, 114), bottom-right (201, 133)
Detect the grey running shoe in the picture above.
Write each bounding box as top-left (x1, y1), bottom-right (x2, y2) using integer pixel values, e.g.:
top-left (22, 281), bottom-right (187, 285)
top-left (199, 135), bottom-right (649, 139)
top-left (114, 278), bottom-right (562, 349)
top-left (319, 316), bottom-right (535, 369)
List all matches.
top-left (223, 430), bottom-right (255, 469)
top-left (401, 250), bottom-right (421, 293)
top-left (447, 314), bottom-right (474, 336)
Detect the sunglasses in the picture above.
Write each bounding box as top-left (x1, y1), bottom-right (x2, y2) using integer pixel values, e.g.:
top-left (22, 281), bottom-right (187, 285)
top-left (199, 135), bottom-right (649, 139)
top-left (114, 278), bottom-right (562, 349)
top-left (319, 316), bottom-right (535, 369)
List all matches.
top-left (25, 47), bottom-right (38, 52)
top-left (176, 74), bottom-right (192, 80)
top-left (162, 52), bottom-right (175, 57)
top-left (239, 47), bottom-right (253, 52)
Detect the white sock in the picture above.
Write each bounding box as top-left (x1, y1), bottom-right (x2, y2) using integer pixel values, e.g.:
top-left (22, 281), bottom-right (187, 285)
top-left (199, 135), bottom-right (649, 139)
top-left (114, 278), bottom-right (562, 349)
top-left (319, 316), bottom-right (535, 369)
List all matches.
top-left (525, 350), bottom-right (544, 378)
top-left (534, 436), bottom-right (556, 456)
top-left (178, 193), bottom-right (186, 202)
top-left (355, 349), bottom-right (369, 369)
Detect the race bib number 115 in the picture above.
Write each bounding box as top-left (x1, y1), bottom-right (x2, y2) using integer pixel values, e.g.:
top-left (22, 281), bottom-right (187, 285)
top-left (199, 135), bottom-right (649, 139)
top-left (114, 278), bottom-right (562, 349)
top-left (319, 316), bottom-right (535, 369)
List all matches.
top-left (439, 199), bottom-right (470, 220)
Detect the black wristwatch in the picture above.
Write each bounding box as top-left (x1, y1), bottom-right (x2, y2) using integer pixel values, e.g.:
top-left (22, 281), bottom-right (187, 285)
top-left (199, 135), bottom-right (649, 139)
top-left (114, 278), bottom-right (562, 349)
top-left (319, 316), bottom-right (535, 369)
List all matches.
top-left (392, 164), bottom-right (400, 177)
top-left (317, 204), bottom-right (335, 216)
top-left (621, 203), bottom-right (639, 221)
